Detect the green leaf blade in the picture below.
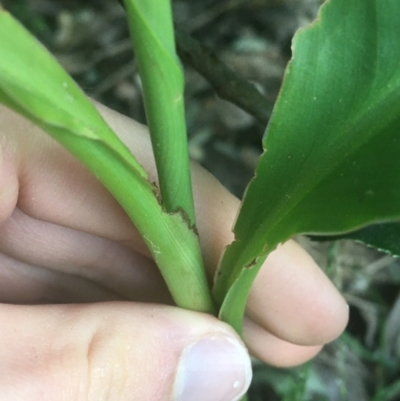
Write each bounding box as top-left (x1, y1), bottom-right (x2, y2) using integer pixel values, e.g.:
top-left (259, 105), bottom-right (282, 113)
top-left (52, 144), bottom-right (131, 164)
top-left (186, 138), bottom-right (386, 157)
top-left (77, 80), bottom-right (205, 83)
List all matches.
top-left (0, 9), bottom-right (146, 177)
top-left (310, 222), bottom-right (400, 258)
top-left (215, 0), bottom-right (400, 327)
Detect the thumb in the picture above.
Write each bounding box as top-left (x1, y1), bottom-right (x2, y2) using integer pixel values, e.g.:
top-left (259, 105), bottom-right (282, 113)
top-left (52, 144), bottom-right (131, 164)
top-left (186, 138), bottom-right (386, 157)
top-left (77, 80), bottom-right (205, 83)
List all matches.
top-left (0, 302), bottom-right (252, 401)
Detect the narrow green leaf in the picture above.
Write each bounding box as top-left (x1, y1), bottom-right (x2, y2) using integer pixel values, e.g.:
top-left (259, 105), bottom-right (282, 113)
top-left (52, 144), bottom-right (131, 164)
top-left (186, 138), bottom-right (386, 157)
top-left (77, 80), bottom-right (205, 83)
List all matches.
top-left (310, 222), bottom-right (400, 257)
top-left (0, 11), bottom-right (146, 180)
top-left (215, 0), bottom-right (400, 331)
top-left (0, 8), bottom-right (215, 314)
top-left (123, 0), bottom-right (196, 226)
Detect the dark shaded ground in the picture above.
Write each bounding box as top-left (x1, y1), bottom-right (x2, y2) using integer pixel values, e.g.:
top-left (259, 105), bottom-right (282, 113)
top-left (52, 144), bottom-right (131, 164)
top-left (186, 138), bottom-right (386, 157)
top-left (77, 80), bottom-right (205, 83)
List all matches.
top-left (4, 0), bottom-right (400, 399)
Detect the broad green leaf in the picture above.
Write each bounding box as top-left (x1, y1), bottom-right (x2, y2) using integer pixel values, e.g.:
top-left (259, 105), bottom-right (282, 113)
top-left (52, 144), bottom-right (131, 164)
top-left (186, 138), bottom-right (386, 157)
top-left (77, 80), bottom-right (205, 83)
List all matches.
top-left (123, 0), bottom-right (196, 225)
top-left (0, 8), bottom-right (215, 314)
top-left (214, 0), bottom-right (400, 332)
top-left (310, 222), bottom-right (400, 257)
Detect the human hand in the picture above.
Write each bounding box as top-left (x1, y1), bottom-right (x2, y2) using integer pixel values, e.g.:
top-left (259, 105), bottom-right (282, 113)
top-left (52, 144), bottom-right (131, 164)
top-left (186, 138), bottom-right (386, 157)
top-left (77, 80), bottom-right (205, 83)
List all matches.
top-left (0, 102), bottom-right (348, 401)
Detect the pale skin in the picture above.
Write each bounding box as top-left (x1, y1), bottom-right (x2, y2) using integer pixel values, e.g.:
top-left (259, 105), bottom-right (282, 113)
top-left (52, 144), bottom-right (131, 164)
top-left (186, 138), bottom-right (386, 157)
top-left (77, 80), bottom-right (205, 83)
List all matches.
top-left (0, 102), bottom-right (349, 400)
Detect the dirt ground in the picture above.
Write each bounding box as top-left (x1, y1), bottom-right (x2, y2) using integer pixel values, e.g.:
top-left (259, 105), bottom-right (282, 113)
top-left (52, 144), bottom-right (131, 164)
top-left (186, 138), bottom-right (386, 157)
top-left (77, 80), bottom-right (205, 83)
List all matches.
top-left (4, 0), bottom-right (400, 400)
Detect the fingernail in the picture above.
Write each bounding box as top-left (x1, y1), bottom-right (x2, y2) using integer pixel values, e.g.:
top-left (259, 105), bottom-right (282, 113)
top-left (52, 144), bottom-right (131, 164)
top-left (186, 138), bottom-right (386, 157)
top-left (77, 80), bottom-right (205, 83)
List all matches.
top-left (174, 336), bottom-right (252, 401)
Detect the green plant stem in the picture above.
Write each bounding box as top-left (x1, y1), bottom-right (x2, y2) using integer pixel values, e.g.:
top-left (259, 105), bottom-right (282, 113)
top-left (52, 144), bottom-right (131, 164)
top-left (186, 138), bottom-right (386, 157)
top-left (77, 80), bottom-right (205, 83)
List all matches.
top-left (123, 0), bottom-right (196, 225)
top-left (217, 252), bottom-right (270, 335)
top-left (89, 152), bottom-right (216, 314)
top-left (120, 0), bottom-right (215, 313)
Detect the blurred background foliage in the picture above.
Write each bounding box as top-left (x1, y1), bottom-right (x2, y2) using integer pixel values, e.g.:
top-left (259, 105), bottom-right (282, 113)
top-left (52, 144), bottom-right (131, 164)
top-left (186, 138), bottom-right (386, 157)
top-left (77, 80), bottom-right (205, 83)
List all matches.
top-left (3, 0), bottom-right (400, 399)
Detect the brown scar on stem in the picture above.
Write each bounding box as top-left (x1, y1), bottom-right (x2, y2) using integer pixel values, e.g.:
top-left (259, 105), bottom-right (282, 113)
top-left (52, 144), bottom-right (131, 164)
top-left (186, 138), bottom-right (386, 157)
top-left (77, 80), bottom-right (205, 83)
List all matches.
top-left (175, 206), bottom-right (199, 236)
top-left (151, 180), bottom-right (200, 236)
top-left (150, 181), bottom-right (163, 204)
top-left (245, 258), bottom-right (259, 269)
top-left (245, 246), bottom-right (272, 269)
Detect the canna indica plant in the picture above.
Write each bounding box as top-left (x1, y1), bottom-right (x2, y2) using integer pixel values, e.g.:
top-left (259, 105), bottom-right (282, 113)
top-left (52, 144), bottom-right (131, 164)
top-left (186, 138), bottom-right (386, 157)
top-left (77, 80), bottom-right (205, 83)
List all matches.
top-left (1, 0), bottom-right (400, 398)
